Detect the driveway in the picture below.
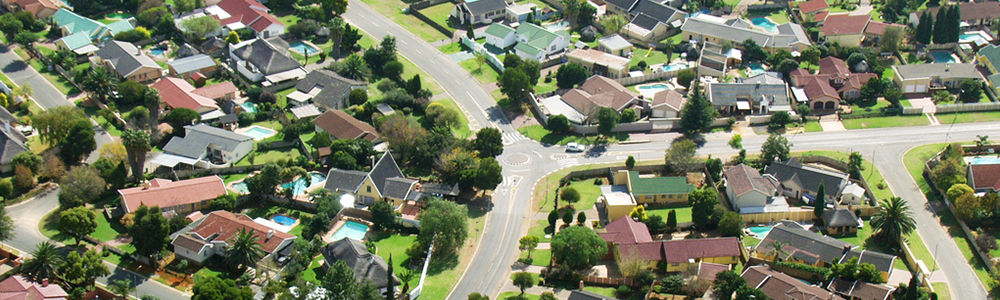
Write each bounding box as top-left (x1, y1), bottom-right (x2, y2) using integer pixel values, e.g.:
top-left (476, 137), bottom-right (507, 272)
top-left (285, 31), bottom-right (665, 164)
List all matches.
top-left (819, 115), bottom-right (846, 131)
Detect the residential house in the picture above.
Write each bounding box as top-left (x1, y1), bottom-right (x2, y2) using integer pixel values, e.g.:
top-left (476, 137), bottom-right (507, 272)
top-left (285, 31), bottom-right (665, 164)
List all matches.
top-left (723, 164), bottom-right (787, 213)
top-left (568, 290), bottom-right (620, 300)
top-left (54, 31), bottom-right (100, 56)
top-left (324, 151), bottom-right (420, 207)
top-left (697, 262), bottom-right (731, 282)
top-left (910, 1), bottom-right (1000, 29)
top-left (827, 278), bottom-right (895, 300)
top-left (863, 21), bottom-right (905, 43)
top-left (554, 75), bottom-right (643, 124)
top-left (599, 185), bottom-right (637, 222)
top-left (597, 34), bottom-right (633, 57)
top-left (599, 217), bottom-right (742, 272)
top-left (818, 14), bottom-right (872, 48)
top-left (0, 275), bottom-right (68, 300)
top-left (2, 0), bottom-right (59, 19)
top-left (175, 0), bottom-right (285, 38)
top-left (291, 70), bottom-right (368, 109)
top-left (201, 36), bottom-right (229, 57)
top-left (822, 208), bottom-right (861, 235)
top-left (312, 110), bottom-right (380, 143)
top-left (91, 41), bottom-right (163, 83)
top-left (321, 238), bottom-right (400, 293)
top-left (605, 0), bottom-right (686, 42)
top-left (452, 0), bottom-right (507, 25)
top-left (53, 9), bottom-right (133, 51)
top-left (796, 0), bottom-right (829, 22)
top-left (755, 223), bottom-right (896, 282)
top-left (840, 183), bottom-right (867, 205)
top-left (151, 77), bottom-right (222, 115)
top-left (484, 23), bottom-right (569, 61)
top-left (290, 104), bottom-right (322, 120)
top-left (118, 176), bottom-right (228, 214)
top-left (170, 210), bottom-right (296, 264)
top-left (789, 56), bottom-right (877, 110)
top-left (891, 63), bottom-right (982, 94)
top-left (229, 37), bottom-right (306, 85)
top-left (0, 117), bottom-right (28, 173)
top-left (485, 23), bottom-right (517, 49)
top-left (706, 73), bottom-right (791, 115)
top-left (167, 54), bottom-right (219, 79)
top-left (611, 170), bottom-right (694, 205)
top-left (680, 15), bottom-right (811, 52)
top-left (742, 265), bottom-right (847, 300)
top-left (967, 163), bottom-right (1000, 193)
top-left (649, 89), bottom-right (686, 118)
top-left (765, 158), bottom-right (850, 206)
top-left (698, 42), bottom-right (729, 78)
top-left (505, 3), bottom-right (539, 24)
top-left (976, 45), bottom-right (1000, 95)
top-left (153, 124), bottom-right (254, 169)
top-left (566, 49), bottom-right (631, 78)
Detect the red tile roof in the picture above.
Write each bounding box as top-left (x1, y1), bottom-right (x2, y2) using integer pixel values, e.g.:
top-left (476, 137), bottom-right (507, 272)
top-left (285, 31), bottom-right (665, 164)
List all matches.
top-left (599, 216), bottom-right (653, 245)
top-left (814, 11), bottom-right (829, 22)
top-left (151, 77), bottom-right (220, 111)
top-left (697, 262), bottom-right (731, 282)
top-left (118, 176), bottom-right (227, 213)
top-left (617, 237), bottom-right (742, 263)
top-left (189, 210), bottom-right (295, 253)
top-left (919, 2), bottom-right (1000, 23)
top-left (11, 0), bottom-right (59, 17)
top-left (743, 266), bottom-right (846, 300)
top-left (798, 0), bottom-right (829, 14)
top-left (970, 164), bottom-right (1000, 191)
top-left (864, 21), bottom-right (905, 35)
top-left (818, 56), bottom-right (852, 79)
top-left (191, 81), bottom-right (238, 100)
top-left (651, 89), bottom-right (686, 112)
top-left (0, 275), bottom-right (68, 300)
top-left (724, 164), bottom-right (778, 197)
top-left (190, 72), bottom-right (207, 81)
top-left (312, 110), bottom-right (380, 142)
top-left (821, 14), bottom-right (871, 35)
top-left (799, 76), bottom-right (841, 100)
top-left (215, 0), bottom-right (284, 33)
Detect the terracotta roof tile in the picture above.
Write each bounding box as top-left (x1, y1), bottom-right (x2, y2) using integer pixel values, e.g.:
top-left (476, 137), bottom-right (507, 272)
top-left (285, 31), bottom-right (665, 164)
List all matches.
top-left (191, 81), bottom-right (238, 100)
top-left (743, 266), bottom-right (846, 300)
top-left (118, 176), bottom-right (227, 213)
top-left (919, 2), bottom-right (1000, 23)
top-left (151, 77), bottom-right (220, 111)
top-left (864, 21), bottom-right (904, 35)
top-left (311, 110), bottom-right (379, 142)
top-left (970, 164), bottom-right (1000, 191)
top-left (189, 211), bottom-right (295, 253)
top-left (798, 0), bottom-right (829, 14)
top-left (599, 217), bottom-right (653, 244)
top-left (821, 14), bottom-right (871, 35)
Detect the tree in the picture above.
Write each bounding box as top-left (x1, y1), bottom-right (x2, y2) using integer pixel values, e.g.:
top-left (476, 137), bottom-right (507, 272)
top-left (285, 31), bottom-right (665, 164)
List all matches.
top-left (801, 47), bottom-right (821, 66)
top-left (768, 111), bottom-right (792, 130)
top-left (319, 0), bottom-right (348, 19)
top-left (728, 134), bottom-right (743, 150)
top-left (38, 153), bottom-right (65, 182)
top-left (58, 166), bottom-right (106, 208)
top-left (468, 293), bottom-right (490, 300)
top-left (760, 134), bottom-right (792, 166)
top-left (33, 106), bottom-right (87, 147)
top-left (370, 200), bottom-right (395, 231)
top-left (847, 53), bottom-right (867, 69)
top-left (12, 151), bottom-right (42, 174)
top-left (601, 13), bottom-right (627, 34)
top-left (12, 31), bottom-right (36, 48)
top-left (717, 212), bottom-right (743, 237)
top-left (577, 211), bottom-right (587, 224)
top-left (706, 156), bottom-right (723, 182)
top-left (666, 209), bottom-right (677, 231)
top-left (383, 60), bottom-right (405, 83)
top-left (550, 226), bottom-right (607, 269)
top-left (947, 183), bottom-right (975, 202)
top-left (164, 108), bottom-right (201, 133)
top-left (848, 152), bottom-right (864, 179)
top-left (947, 5), bottom-right (961, 43)
top-left (174, 0), bottom-right (198, 13)
top-left (341, 53), bottom-right (372, 81)
top-left (881, 25), bottom-right (903, 53)
top-left (860, 77), bottom-right (885, 102)
top-left (619, 109), bottom-right (637, 123)
top-left (742, 39), bottom-right (767, 62)
top-left (0, 14), bottom-right (22, 40)
top-left (226, 30), bottom-right (241, 44)
top-left (677, 69), bottom-right (697, 89)
top-left (714, 270), bottom-right (746, 300)
top-left (474, 158), bottom-right (503, 192)
top-left (547, 114), bottom-right (570, 134)
top-left (932, 5), bottom-right (949, 44)
top-left (625, 155), bottom-right (635, 169)
top-left (122, 130), bottom-right (150, 183)
top-left (680, 83), bottom-right (714, 135)
top-left (0, 207), bottom-right (14, 249)
top-left (61, 249), bottom-right (109, 286)
top-left (499, 68), bottom-right (531, 103)
top-left (473, 128), bottom-right (503, 158)
top-left (192, 276), bottom-right (253, 300)
top-left (130, 205), bottom-right (170, 256)
top-left (225, 228), bottom-right (265, 272)
top-left (58, 120), bottom-right (97, 165)
top-left (22, 242), bottom-right (62, 281)
top-left (562, 0), bottom-right (582, 26)
top-left (406, 74), bottom-right (423, 97)
top-left (560, 187), bottom-right (580, 205)
top-left (871, 197), bottom-right (916, 246)
top-left (562, 209), bottom-right (575, 224)
top-left (548, 210), bottom-right (559, 227)
top-left (59, 206), bottom-right (98, 244)
top-left (577, 0), bottom-right (597, 26)
top-left (180, 16), bottom-right (221, 40)
top-left (512, 272), bottom-right (535, 295)
top-left (915, 11), bottom-right (933, 44)
top-left (665, 138), bottom-right (698, 173)
top-left (883, 86), bottom-right (904, 107)
top-left (814, 183), bottom-right (826, 220)
top-left (109, 279), bottom-right (136, 300)
top-left (540, 292), bottom-right (556, 300)
top-left (857, 262), bottom-right (884, 283)
top-left (959, 79), bottom-right (983, 103)
top-left (556, 63), bottom-right (589, 89)
top-left (690, 188), bottom-right (719, 229)
top-left (955, 192), bottom-right (979, 221)
top-left (596, 107), bottom-right (619, 137)
top-left (419, 198), bottom-right (468, 256)
top-left (519, 236), bottom-right (540, 259)
top-left (246, 163), bottom-right (282, 199)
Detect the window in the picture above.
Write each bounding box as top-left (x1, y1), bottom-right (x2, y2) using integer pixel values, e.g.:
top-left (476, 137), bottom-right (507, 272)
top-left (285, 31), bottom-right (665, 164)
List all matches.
top-left (367, 186), bottom-right (372, 193)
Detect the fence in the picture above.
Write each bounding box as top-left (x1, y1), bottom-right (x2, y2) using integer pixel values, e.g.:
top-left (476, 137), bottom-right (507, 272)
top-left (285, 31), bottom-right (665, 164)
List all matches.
top-left (614, 69), bottom-right (681, 86)
top-left (933, 102), bottom-right (1000, 113)
top-left (173, 164), bottom-right (265, 179)
top-left (902, 107), bottom-right (924, 115)
top-left (409, 2), bottom-right (455, 39)
top-left (460, 37), bottom-right (504, 73)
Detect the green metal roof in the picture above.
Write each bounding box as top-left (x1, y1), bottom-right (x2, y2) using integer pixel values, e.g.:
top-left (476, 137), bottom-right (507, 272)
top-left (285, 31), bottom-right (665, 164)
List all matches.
top-left (628, 171), bottom-right (695, 195)
top-left (514, 42), bottom-right (543, 56)
top-left (989, 73), bottom-right (1000, 89)
top-left (484, 23), bottom-right (514, 38)
top-left (53, 8), bottom-right (131, 41)
top-left (57, 31), bottom-right (92, 50)
top-left (979, 45), bottom-right (1000, 72)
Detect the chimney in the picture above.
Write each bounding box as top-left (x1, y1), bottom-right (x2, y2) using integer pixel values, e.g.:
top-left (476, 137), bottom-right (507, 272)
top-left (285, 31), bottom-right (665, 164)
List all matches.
top-left (843, 245), bottom-right (852, 255)
top-left (41, 279), bottom-right (48, 287)
top-left (3, 121), bottom-right (9, 134)
top-left (579, 280), bottom-right (584, 290)
top-left (267, 229), bottom-right (274, 241)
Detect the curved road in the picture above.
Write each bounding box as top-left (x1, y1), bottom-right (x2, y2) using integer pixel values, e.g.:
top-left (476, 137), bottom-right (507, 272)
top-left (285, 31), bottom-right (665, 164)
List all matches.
top-left (344, 2), bottom-right (989, 299)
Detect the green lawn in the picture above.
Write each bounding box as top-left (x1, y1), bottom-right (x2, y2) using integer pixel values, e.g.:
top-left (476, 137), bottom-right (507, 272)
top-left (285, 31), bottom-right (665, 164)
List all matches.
top-left (358, 0), bottom-right (450, 42)
top-left (883, 68), bottom-right (895, 79)
top-left (933, 283), bottom-right (950, 300)
top-left (563, 180), bottom-right (602, 210)
top-left (518, 125), bottom-right (628, 145)
top-left (299, 254), bottom-right (325, 283)
top-left (438, 42), bottom-right (464, 54)
top-left (803, 121), bottom-right (823, 132)
top-left (420, 3), bottom-right (456, 30)
top-left (90, 210), bottom-right (125, 242)
top-left (534, 78), bottom-right (559, 94)
top-left (849, 99), bottom-right (893, 112)
top-left (352, 30), bottom-right (445, 96)
top-left (0, 72), bottom-right (15, 89)
top-left (13, 48), bottom-right (79, 95)
top-left (519, 248), bottom-right (551, 267)
top-left (645, 206), bottom-right (693, 224)
top-left (236, 147), bottom-right (302, 166)
top-left (631, 47), bottom-right (671, 68)
top-left (937, 111), bottom-right (1000, 125)
top-left (660, 33), bottom-right (685, 46)
top-left (527, 220), bottom-right (554, 242)
top-left (433, 98), bottom-right (474, 138)
top-left (841, 115), bottom-right (930, 129)
top-left (459, 59), bottom-right (499, 84)
top-left (745, 236), bottom-right (762, 248)
top-left (902, 143), bottom-right (948, 203)
top-left (39, 210), bottom-right (74, 244)
top-left (497, 292), bottom-right (541, 300)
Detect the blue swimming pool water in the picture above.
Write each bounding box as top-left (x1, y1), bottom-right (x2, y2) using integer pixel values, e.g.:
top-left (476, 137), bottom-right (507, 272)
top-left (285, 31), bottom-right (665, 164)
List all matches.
top-left (750, 17), bottom-right (780, 33)
top-left (289, 42), bottom-right (319, 55)
top-left (931, 51), bottom-right (957, 63)
top-left (273, 215), bottom-right (297, 226)
top-left (280, 173), bottom-right (327, 195)
top-left (748, 63), bottom-right (766, 77)
top-left (749, 226), bottom-right (772, 237)
top-left (545, 21), bottom-right (570, 31)
top-left (232, 182), bottom-right (248, 194)
top-left (960, 34), bottom-right (980, 43)
top-left (638, 84), bottom-right (670, 90)
top-left (244, 127), bottom-right (275, 139)
top-left (241, 102), bottom-right (257, 113)
top-left (332, 221), bottom-right (369, 241)
top-left (969, 156), bottom-right (1000, 165)
top-left (150, 49), bottom-right (165, 56)
top-left (661, 64), bottom-right (691, 72)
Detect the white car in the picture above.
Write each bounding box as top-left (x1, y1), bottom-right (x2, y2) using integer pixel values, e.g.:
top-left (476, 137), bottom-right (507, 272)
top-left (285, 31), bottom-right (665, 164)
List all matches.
top-left (566, 142), bottom-right (585, 152)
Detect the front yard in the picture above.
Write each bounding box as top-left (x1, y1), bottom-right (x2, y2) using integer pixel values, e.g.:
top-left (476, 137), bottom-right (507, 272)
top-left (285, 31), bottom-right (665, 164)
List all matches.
top-left (358, 0), bottom-right (451, 42)
top-left (841, 115), bottom-right (931, 129)
top-left (518, 125), bottom-right (629, 146)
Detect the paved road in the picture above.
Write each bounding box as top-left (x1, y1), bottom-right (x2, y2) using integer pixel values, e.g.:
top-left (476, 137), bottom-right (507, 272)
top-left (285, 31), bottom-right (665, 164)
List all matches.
top-left (344, 2), bottom-right (989, 298)
top-left (0, 45), bottom-right (73, 110)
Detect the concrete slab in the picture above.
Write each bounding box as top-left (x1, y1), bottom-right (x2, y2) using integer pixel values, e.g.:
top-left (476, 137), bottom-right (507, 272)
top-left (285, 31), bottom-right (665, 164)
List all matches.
top-left (819, 115), bottom-right (847, 131)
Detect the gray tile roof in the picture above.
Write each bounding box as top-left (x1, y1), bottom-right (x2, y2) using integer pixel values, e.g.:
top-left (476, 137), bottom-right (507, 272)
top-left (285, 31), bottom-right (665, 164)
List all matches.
top-left (369, 151), bottom-right (405, 196)
top-left (232, 37), bottom-right (301, 75)
top-left (176, 43), bottom-right (200, 58)
top-left (464, 0), bottom-right (507, 15)
top-left (682, 18), bottom-right (810, 48)
top-left (630, 0), bottom-right (680, 22)
top-left (321, 238), bottom-right (400, 290)
top-left (604, 0), bottom-right (637, 10)
top-left (842, 248), bottom-right (896, 274)
top-left (765, 158), bottom-right (849, 200)
top-left (383, 177), bottom-right (417, 200)
top-left (168, 54), bottom-right (216, 75)
top-left (420, 182), bottom-right (460, 196)
top-left (201, 37), bottom-right (227, 52)
top-left (743, 73), bottom-right (786, 85)
top-left (296, 70), bottom-right (367, 110)
top-left (630, 13), bottom-right (661, 31)
top-left (324, 169), bottom-right (369, 193)
top-left (163, 124), bottom-right (252, 159)
top-left (707, 82), bottom-right (790, 107)
top-left (94, 40), bottom-right (162, 77)
top-left (757, 223), bottom-right (853, 266)
top-left (0, 127), bottom-right (27, 167)
top-left (893, 63), bottom-right (982, 81)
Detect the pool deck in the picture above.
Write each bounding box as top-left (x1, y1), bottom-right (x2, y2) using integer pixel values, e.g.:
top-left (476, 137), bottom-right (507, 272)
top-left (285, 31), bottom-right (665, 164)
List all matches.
top-left (322, 218), bottom-right (374, 244)
top-left (235, 124), bottom-right (278, 141)
top-left (288, 40), bottom-right (322, 56)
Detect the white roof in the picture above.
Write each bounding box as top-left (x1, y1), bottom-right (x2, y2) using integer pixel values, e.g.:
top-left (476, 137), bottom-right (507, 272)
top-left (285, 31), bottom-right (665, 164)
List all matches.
top-left (72, 44), bottom-right (99, 55)
top-left (842, 183), bottom-right (865, 196)
top-left (791, 87), bottom-right (808, 102)
top-left (541, 95), bottom-right (587, 124)
top-left (736, 100), bottom-right (751, 110)
top-left (201, 109), bottom-right (225, 120)
top-left (150, 153), bottom-right (200, 167)
top-left (253, 217), bottom-right (293, 233)
top-left (290, 104), bottom-right (322, 119)
top-left (629, 71), bottom-right (644, 77)
top-left (264, 68), bottom-right (308, 84)
top-left (287, 90), bottom-right (313, 103)
top-left (601, 185), bottom-right (636, 206)
top-left (205, 5), bottom-right (230, 19)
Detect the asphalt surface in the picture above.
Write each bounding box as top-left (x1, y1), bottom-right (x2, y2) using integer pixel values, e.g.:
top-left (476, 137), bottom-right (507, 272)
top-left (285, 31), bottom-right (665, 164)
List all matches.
top-left (344, 2), bottom-right (989, 299)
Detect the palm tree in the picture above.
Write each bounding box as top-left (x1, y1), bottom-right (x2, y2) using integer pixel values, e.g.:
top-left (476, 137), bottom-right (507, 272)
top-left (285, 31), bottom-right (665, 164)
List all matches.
top-left (768, 241), bottom-right (788, 265)
top-left (82, 67), bottom-right (118, 104)
top-left (871, 197), bottom-right (917, 246)
top-left (110, 279), bottom-right (135, 300)
top-left (225, 228), bottom-right (264, 272)
top-left (330, 17), bottom-right (345, 58)
top-left (141, 88), bottom-right (162, 131)
top-left (397, 268), bottom-right (415, 292)
top-left (976, 135), bottom-right (990, 148)
top-left (22, 242), bottom-right (62, 281)
top-left (341, 54), bottom-right (371, 81)
top-left (122, 129), bottom-right (151, 184)
top-left (12, 83), bottom-right (32, 104)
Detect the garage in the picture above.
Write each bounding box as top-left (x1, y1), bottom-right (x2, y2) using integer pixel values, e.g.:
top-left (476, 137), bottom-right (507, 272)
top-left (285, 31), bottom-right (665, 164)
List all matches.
top-left (904, 84), bottom-right (928, 93)
top-left (916, 85), bottom-right (927, 93)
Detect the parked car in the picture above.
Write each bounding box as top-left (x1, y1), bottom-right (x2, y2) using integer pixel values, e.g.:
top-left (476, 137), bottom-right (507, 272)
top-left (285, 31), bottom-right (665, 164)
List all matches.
top-left (566, 142), bottom-right (585, 152)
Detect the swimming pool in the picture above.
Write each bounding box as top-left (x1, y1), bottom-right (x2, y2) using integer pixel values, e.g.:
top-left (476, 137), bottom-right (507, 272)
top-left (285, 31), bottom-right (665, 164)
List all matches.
top-left (232, 182), bottom-right (249, 194)
top-left (545, 21), bottom-right (570, 31)
top-left (332, 221), bottom-right (369, 241)
top-left (749, 226), bottom-right (772, 237)
top-left (281, 172), bottom-right (327, 195)
top-left (150, 48), bottom-right (166, 56)
top-left (931, 51), bottom-right (958, 63)
top-left (750, 17), bottom-right (780, 33)
top-left (244, 127), bottom-right (276, 139)
top-left (636, 82), bottom-right (672, 98)
top-left (106, 12), bottom-right (135, 19)
top-left (967, 156), bottom-right (1000, 165)
top-left (289, 41), bottom-right (319, 55)
top-left (661, 63), bottom-right (691, 72)
top-left (748, 63), bottom-right (766, 77)
top-left (959, 31), bottom-right (993, 44)
top-left (638, 84), bottom-right (669, 90)
top-left (272, 215), bottom-right (297, 226)
top-left (241, 102), bottom-right (257, 113)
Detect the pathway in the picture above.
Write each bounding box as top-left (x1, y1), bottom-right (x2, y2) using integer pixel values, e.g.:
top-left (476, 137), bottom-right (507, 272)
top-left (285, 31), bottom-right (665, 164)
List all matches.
top-left (819, 115), bottom-right (846, 131)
